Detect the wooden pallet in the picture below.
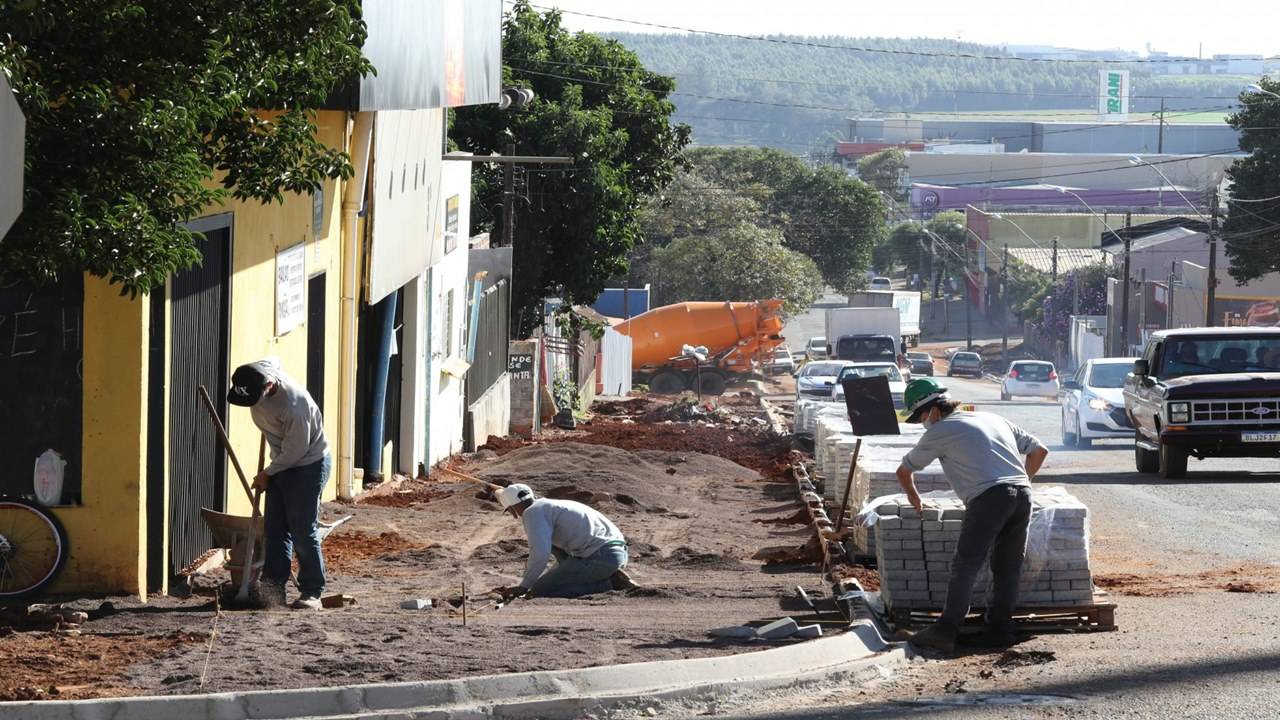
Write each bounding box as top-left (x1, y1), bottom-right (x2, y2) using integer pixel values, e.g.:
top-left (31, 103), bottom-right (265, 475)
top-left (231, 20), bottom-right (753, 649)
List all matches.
top-left (887, 595), bottom-right (1117, 633)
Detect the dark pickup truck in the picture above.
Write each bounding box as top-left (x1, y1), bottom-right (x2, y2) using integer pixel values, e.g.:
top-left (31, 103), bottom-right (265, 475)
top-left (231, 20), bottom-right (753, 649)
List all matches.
top-left (1124, 327), bottom-right (1280, 479)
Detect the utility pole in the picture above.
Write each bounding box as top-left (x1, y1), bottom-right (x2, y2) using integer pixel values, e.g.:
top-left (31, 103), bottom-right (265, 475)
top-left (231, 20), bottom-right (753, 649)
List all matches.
top-left (1156, 97), bottom-right (1166, 154)
top-left (1119, 235), bottom-right (1132, 355)
top-left (1167, 260), bottom-right (1177, 329)
top-left (1072, 271), bottom-right (1080, 316)
top-left (1001, 244), bottom-right (1009, 369)
top-left (1050, 237), bottom-right (1059, 283)
top-left (502, 143), bottom-right (516, 247)
top-left (1138, 267), bottom-right (1147, 347)
top-left (964, 244), bottom-right (973, 350)
top-left (942, 253), bottom-right (950, 333)
top-left (1207, 190), bottom-right (1219, 326)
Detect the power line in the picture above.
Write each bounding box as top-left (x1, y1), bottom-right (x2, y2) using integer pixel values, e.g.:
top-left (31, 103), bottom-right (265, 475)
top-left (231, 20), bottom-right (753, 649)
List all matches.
top-left (520, 3), bottom-right (1280, 66)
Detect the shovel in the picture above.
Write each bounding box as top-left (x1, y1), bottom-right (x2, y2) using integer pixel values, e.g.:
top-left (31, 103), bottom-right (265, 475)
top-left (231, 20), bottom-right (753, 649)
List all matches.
top-left (197, 385), bottom-right (264, 604)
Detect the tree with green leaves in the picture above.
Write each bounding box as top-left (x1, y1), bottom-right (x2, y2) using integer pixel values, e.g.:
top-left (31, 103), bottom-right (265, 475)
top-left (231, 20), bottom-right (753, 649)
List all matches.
top-left (857, 148), bottom-right (907, 201)
top-left (881, 212), bottom-right (969, 296)
top-left (0, 1), bottom-right (371, 293)
top-left (450, 1), bottom-right (690, 335)
top-left (652, 223), bottom-right (824, 317)
top-left (1223, 78), bottom-right (1280, 283)
top-left (684, 147), bottom-right (884, 293)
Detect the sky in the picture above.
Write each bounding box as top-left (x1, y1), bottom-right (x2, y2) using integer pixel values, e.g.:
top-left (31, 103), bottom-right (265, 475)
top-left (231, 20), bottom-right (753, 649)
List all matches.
top-left (523, 0), bottom-right (1277, 59)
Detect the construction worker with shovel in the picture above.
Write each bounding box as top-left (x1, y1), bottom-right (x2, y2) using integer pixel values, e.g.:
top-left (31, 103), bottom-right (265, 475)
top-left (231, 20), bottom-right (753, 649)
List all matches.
top-left (228, 358), bottom-right (331, 610)
top-left (896, 377), bottom-right (1049, 653)
top-left (495, 484), bottom-right (637, 600)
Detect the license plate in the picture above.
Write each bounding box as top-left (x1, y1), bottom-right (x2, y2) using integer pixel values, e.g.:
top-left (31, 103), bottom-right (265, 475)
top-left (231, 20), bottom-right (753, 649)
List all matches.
top-left (1025, 383), bottom-right (1041, 389)
top-left (1242, 431), bottom-right (1280, 443)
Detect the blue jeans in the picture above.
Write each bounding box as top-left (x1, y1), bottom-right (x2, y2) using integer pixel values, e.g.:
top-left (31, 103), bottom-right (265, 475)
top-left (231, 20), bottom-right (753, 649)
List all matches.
top-left (262, 455), bottom-right (331, 596)
top-left (529, 544), bottom-right (628, 598)
top-left (940, 484), bottom-right (1032, 632)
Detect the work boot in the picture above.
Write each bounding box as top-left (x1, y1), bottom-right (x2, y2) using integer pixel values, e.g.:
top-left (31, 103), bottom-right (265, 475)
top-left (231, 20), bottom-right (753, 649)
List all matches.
top-left (906, 622), bottom-right (958, 654)
top-left (290, 595), bottom-right (322, 610)
top-left (610, 568), bottom-right (639, 591)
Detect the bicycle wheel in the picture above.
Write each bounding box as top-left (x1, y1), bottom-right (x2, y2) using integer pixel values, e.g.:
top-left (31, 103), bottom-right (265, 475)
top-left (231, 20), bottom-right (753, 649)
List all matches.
top-left (0, 498), bottom-right (69, 599)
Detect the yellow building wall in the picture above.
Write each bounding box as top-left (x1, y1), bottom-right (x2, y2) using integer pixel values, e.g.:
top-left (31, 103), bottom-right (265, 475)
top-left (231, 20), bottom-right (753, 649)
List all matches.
top-left (220, 111), bottom-right (348, 514)
top-left (49, 111), bottom-right (350, 597)
top-left (48, 278), bottom-right (149, 597)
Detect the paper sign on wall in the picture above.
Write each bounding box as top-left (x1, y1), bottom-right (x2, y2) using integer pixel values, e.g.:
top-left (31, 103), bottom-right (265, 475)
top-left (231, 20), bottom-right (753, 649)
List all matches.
top-left (276, 243), bottom-right (307, 336)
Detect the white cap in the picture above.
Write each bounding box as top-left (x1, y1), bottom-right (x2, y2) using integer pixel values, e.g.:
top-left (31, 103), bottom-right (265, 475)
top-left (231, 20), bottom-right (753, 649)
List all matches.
top-left (498, 483), bottom-right (535, 509)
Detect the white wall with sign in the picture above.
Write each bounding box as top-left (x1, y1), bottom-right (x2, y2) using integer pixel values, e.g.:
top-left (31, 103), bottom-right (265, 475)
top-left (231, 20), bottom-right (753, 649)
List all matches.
top-left (1097, 69), bottom-right (1130, 122)
top-left (275, 243), bottom-right (306, 335)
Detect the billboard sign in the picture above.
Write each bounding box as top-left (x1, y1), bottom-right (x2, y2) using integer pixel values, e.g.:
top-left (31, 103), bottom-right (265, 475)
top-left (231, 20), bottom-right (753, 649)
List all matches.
top-left (1098, 69), bottom-right (1130, 122)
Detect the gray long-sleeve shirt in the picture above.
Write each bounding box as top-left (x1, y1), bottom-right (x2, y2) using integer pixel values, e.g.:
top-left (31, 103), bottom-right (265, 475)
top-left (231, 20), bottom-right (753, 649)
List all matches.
top-left (247, 359), bottom-right (329, 477)
top-left (900, 411), bottom-right (1045, 504)
top-left (519, 498), bottom-right (625, 589)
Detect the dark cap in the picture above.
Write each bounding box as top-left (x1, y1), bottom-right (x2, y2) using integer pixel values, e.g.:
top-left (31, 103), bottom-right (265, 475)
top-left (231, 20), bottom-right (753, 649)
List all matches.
top-left (227, 364), bottom-right (269, 407)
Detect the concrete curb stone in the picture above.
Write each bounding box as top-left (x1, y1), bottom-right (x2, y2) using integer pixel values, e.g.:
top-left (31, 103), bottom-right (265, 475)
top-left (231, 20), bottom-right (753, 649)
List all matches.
top-left (1, 622), bottom-right (905, 720)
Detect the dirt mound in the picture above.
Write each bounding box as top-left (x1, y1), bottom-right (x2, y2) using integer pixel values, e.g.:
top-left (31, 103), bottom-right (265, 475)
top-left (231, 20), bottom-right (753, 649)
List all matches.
top-left (639, 396), bottom-right (767, 429)
top-left (657, 547), bottom-right (745, 570)
top-left (358, 482), bottom-right (450, 508)
top-left (1094, 564), bottom-right (1280, 597)
top-left (0, 630), bottom-right (205, 701)
top-left (479, 435), bottom-right (526, 454)
top-left (469, 539), bottom-right (529, 560)
top-left (323, 531), bottom-right (423, 572)
top-left (830, 562), bottom-right (881, 591)
top-left (549, 419), bottom-right (795, 481)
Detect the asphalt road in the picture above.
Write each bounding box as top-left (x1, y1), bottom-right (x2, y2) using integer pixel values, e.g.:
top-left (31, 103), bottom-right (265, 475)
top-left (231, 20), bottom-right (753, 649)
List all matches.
top-left (705, 370), bottom-right (1280, 720)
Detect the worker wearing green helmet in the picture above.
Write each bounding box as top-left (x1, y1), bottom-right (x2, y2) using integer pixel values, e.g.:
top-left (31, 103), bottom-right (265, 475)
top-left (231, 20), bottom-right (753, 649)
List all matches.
top-left (896, 377), bottom-right (1050, 654)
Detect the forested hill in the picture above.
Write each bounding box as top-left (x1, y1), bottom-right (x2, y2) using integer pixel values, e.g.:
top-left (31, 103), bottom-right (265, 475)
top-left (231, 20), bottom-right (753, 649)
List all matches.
top-left (604, 33), bottom-right (1254, 151)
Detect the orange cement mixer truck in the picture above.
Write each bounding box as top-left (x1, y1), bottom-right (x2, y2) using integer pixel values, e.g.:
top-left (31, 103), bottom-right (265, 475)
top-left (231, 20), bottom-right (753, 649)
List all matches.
top-left (613, 300), bottom-right (786, 395)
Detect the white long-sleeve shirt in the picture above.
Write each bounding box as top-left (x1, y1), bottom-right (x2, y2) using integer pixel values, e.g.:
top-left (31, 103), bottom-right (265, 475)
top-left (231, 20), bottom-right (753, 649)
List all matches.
top-left (519, 498), bottom-right (625, 589)
top-left (247, 359), bottom-right (329, 477)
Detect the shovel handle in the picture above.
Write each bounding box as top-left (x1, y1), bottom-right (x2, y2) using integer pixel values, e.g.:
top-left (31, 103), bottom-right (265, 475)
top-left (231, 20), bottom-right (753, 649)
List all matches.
top-left (198, 385), bottom-right (255, 506)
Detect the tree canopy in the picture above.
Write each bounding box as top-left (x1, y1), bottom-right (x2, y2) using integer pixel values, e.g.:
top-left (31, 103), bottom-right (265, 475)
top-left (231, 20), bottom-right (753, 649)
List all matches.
top-left (0, 0), bottom-right (371, 293)
top-left (857, 148), bottom-right (907, 201)
top-left (1222, 78), bottom-right (1280, 283)
top-left (639, 168), bottom-right (823, 315)
top-left (450, 1), bottom-right (690, 335)
top-left (683, 147), bottom-right (884, 293)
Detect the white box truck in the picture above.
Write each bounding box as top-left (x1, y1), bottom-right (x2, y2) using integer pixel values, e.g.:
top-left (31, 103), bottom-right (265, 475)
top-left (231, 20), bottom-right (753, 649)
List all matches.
top-left (825, 307), bottom-right (903, 364)
top-left (847, 290), bottom-right (922, 346)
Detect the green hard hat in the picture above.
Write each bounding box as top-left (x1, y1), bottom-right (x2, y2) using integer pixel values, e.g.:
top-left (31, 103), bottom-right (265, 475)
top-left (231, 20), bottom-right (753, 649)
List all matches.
top-left (904, 377), bottom-right (949, 423)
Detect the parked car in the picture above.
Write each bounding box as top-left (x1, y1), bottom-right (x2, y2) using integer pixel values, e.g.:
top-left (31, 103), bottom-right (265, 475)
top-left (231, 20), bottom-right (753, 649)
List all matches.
top-left (805, 336), bottom-right (829, 361)
top-left (906, 351), bottom-right (935, 376)
top-left (1125, 327), bottom-right (1280, 479)
top-left (832, 362), bottom-right (907, 409)
top-left (1000, 360), bottom-right (1059, 401)
top-left (1060, 357), bottom-right (1138, 448)
top-left (947, 351), bottom-right (983, 377)
top-left (794, 360), bottom-right (855, 402)
top-left (869, 276), bottom-right (893, 291)
top-left (766, 345), bottom-right (796, 375)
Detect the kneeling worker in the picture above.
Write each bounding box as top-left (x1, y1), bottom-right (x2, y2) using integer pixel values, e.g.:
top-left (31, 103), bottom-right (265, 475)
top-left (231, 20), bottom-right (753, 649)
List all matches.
top-left (896, 378), bottom-right (1049, 653)
top-left (497, 484), bottom-right (635, 599)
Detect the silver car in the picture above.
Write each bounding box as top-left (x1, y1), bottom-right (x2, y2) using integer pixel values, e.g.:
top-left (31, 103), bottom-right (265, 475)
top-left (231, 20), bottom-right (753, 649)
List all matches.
top-left (1001, 360), bottom-right (1060, 401)
top-left (794, 360), bottom-right (854, 402)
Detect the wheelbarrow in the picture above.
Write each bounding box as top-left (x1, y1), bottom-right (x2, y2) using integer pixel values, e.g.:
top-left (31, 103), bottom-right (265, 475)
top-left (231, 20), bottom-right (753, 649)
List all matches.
top-left (201, 508), bottom-right (352, 594)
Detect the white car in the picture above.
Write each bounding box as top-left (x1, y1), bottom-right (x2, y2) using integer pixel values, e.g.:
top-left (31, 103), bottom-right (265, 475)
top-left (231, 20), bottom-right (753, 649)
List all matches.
top-left (832, 362), bottom-right (907, 409)
top-left (869, 276), bottom-right (893, 291)
top-left (1000, 360), bottom-right (1060, 401)
top-left (794, 360), bottom-right (855, 402)
top-left (1060, 357), bottom-right (1138, 448)
top-left (805, 336), bottom-right (828, 361)
top-left (766, 345), bottom-right (796, 375)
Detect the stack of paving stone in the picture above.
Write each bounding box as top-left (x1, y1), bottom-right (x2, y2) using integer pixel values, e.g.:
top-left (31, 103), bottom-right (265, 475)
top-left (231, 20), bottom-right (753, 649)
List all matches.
top-left (873, 488), bottom-right (1094, 611)
top-left (796, 400), bottom-right (844, 438)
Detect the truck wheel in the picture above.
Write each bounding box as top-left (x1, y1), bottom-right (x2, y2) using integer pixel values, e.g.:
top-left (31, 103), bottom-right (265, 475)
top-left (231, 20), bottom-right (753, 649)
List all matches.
top-left (650, 372), bottom-right (685, 395)
top-left (1158, 438), bottom-right (1188, 479)
top-left (695, 372), bottom-right (728, 396)
top-left (1134, 434), bottom-right (1159, 473)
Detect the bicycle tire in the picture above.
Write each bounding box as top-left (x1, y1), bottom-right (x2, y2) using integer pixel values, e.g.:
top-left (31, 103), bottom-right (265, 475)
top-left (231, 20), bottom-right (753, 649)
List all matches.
top-left (0, 498), bottom-right (70, 599)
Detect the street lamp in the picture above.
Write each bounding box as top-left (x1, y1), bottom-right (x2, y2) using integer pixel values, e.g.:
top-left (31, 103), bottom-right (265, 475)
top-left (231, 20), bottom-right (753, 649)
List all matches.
top-left (1244, 84), bottom-right (1280, 100)
top-left (1126, 155), bottom-right (1208, 221)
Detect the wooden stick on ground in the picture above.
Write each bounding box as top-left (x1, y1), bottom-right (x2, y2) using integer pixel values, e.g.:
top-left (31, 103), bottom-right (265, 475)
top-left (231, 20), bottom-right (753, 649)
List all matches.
top-left (436, 466), bottom-right (504, 492)
top-left (834, 439), bottom-right (864, 532)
